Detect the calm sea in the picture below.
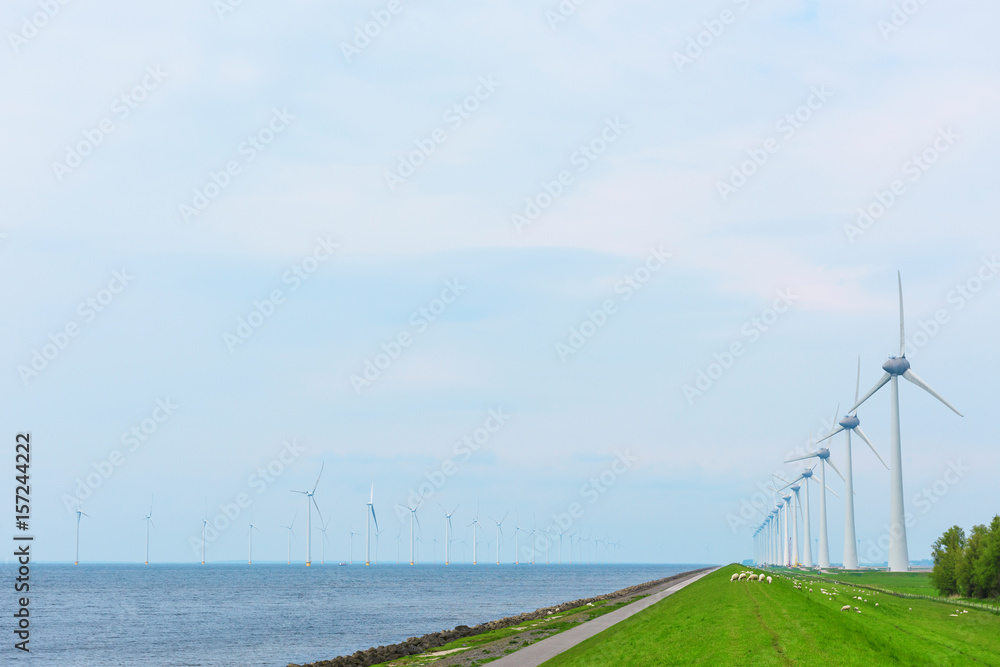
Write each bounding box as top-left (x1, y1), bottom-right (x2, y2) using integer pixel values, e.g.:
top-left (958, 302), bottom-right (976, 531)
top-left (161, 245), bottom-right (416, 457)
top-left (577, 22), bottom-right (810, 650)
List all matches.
top-left (3, 563), bottom-right (704, 666)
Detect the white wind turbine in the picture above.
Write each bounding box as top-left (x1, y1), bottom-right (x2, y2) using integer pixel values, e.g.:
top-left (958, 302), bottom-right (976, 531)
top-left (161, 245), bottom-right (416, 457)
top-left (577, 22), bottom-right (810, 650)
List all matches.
top-left (781, 463), bottom-right (835, 567)
top-left (786, 442), bottom-right (843, 569)
top-left (74, 506), bottom-right (89, 565)
top-left (318, 516), bottom-right (330, 565)
top-left (291, 463), bottom-right (324, 566)
top-left (348, 526), bottom-right (359, 564)
top-left (441, 504), bottom-right (459, 565)
top-left (490, 513), bottom-right (507, 565)
top-left (144, 495), bottom-right (155, 565)
top-left (375, 526), bottom-right (387, 564)
top-left (817, 358), bottom-right (890, 569)
top-left (365, 483), bottom-right (379, 566)
top-left (200, 504), bottom-right (209, 565)
top-left (513, 514), bottom-right (526, 565)
top-left (850, 272), bottom-right (963, 572)
top-left (467, 511), bottom-right (484, 565)
top-left (248, 505), bottom-right (262, 564)
top-left (283, 513), bottom-right (296, 565)
top-left (397, 503), bottom-right (421, 565)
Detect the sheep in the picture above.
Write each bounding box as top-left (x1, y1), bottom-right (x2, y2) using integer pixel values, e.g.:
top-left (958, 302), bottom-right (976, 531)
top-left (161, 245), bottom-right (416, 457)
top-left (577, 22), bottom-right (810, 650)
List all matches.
top-left (841, 605), bottom-right (851, 612)
top-left (766, 576), bottom-right (772, 584)
top-left (731, 573), bottom-right (739, 582)
top-left (739, 573), bottom-right (747, 581)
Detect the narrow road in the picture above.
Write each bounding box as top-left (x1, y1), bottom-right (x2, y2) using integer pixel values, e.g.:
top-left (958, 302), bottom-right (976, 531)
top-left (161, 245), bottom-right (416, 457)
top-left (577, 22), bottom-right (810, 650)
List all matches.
top-left (491, 567), bottom-right (719, 667)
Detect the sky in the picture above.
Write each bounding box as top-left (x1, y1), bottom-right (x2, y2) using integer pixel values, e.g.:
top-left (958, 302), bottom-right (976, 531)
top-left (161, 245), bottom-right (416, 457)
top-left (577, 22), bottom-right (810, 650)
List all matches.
top-left (1, 0), bottom-right (998, 566)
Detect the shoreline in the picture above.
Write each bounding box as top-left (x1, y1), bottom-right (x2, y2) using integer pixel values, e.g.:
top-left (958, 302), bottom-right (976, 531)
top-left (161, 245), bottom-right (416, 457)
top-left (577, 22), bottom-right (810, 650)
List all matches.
top-left (289, 567), bottom-right (712, 667)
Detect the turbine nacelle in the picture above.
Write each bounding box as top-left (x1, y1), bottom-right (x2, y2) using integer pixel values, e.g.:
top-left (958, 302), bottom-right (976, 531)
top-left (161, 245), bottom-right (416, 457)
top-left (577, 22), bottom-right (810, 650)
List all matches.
top-left (882, 356), bottom-right (911, 376)
top-left (839, 415), bottom-right (860, 429)
top-left (801, 469), bottom-right (814, 479)
top-left (816, 448), bottom-right (831, 460)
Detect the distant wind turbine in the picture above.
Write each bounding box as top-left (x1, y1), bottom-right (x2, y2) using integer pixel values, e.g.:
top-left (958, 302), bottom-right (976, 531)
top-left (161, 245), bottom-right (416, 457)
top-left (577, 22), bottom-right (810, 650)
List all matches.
top-left (291, 463), bottom-right (324, 566)
top-left (849, 273), bottom-right (963, 572)
top-left (201, 502), bottom-right (209, 565)
top-left (318, 516), bottom-right (330, 565)
top-left (817, 358), bottom-right (889, 569)
top-left (468, 510), bottom-right (484, 565)
top-left (441, 504), bottom-right (459, 565)
top-left (248, 504), bottom-right (262, 564)
top-left (144, 495), bottom-right (155, 565)
top-left (348, 526), bottom-right (359, 564)
top-left (397, 503), bottom-right (421, 565)
top-left (489, 513), bottom-right (507, 565)
top-left (74, 506), bottom-right (89, 565)
top-left (365, 482), bottom-right (379, 566)
top-left (786, 440), bottom-right (843, 568)
top-left (283, 513), bottom-right (296, 565)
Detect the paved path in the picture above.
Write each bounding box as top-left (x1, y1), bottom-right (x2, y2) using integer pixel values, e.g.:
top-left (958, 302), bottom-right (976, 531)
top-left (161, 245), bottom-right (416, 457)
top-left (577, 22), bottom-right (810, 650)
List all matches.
top-left (491, 567), bottom-right (719, 667)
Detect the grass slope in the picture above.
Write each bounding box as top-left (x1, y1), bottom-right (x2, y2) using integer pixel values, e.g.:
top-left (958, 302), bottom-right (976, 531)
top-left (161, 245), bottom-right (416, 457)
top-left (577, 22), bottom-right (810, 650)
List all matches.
top-left (542, 565), bottom-right (1000, 666)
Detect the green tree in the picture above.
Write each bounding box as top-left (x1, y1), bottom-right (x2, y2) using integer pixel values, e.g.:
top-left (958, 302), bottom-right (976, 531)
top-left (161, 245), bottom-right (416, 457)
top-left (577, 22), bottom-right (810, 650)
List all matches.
top-left (958, 524), bottom-right (988, 598)
top-left (972, 515), bottom-right (1000, 599)
top-left (931, 525), bottom-right (966, 596)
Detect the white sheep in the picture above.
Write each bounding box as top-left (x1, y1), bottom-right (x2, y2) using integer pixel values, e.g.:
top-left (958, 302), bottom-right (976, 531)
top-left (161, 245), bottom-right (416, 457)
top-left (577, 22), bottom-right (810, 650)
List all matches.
top-left (731, 573), bottom-right (739, 582)
top-left (766, 576), bottom-right (772, 584)
top-left (841, 605), bottom-right (851, 612)
top-left (739, 573), bottom-right (747, 581)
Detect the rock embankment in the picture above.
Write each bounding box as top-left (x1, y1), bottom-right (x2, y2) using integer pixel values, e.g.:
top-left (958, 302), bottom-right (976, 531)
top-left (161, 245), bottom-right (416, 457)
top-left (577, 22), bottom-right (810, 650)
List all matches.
top-left (289, 568), bottom-right (708, 667)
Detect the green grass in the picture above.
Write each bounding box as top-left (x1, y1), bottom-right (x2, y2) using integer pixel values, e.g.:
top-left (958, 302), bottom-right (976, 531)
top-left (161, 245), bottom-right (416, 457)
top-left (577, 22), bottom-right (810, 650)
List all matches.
top-left (806, 569), bottom-right (938, 596)
top-left (540, 565), bottom-right (1000, 666)
top-left (370, 598), bottom-right (640, 666)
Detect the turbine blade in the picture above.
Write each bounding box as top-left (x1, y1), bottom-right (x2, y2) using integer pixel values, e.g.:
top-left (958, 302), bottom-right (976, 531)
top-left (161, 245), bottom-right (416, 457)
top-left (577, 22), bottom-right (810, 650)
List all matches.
top-left (855, 355), bottom-right (862, 404)
top-left (825, 484), bottom-right (841, 499)
top-left (898, 271), bottom-right (905, 357)
top-left (816, 425), bottom-right (847, 445)
top-left (825, 458), bottom-right (846, 483)
top-left (853, 426), bottom-right (889, 470)
top-left (850, 372), bottom-right (891, 413)
top-left (371, 506), bottom-right (379, 533)
top-left (785, 452), bottom-right (819, 463)
top-left (901, 369), bottom-right (963, 417)
top-left (312, 462), bottom-right (324, 494)
top-left (313, 497), bottom-right (324, 525)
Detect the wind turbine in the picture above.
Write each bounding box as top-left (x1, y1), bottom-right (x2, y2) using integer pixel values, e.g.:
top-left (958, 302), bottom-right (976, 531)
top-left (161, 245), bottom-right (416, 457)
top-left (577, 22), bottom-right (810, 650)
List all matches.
top-left (248, 504), bottom-right (262, 564)
top-left (375, 527), bottom-right (387, 564)
top-left (348, 526), bottom-right (359, 564)
top-left (291, 463), bottom-right (324, 566)
top-left (489, 513), bottom-right (507, 565)
top-left (468, 511), bottom-right (484, 565)
top-left (365, 483), bottom-right (379, 566)
top-left (850, 273), bottom-right (963, 572)
top-left (201, 503), bottom-right (209, 565)
top-left (74, 506), bottom-right (89, 565)
top-left (144, 495), bottom-right (155, 565)
top-left (781, 465), bottom-right (829, 567)
top-left (395, 530), bottom-right (402, 565)
top-left (513, 514), bottom-right (525, 565)
top-left (441, 504), bottom-right (459, 565)
top-left (318, 516), bottom-right (330, 565)
top-left (283, 513), bottom-right (296, 564)
top-left (817, 358), bottom-right (890, 569)
top-left (568, 532), bottom-right (577, 565)
top-left (786, 442), bottom-right (843, 569)
top-left (397, 503), bottom-right (421, 565)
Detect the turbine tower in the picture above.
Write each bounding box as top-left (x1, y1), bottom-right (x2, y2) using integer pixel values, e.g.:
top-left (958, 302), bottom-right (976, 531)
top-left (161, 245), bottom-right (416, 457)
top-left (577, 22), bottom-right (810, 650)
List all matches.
top-left (348, 526), bottom-right (359, 564)
top-left (782, 466), bottom-right (824, 567)
top-left (283, 514), bottom-right (296, 565)
top-left (144, 495), bottom-right (154, 565)
top-left (468, 512), bottom-right (484, 565)
top-left (291, 463), bottom-right (324, 566)
top-left (397, 503), bottom-right (420, 565)
top-left (74, 506), bottom-right (89, 565)
top-left (365, 483), bottom-right (379, 566)
top-left (490, 513), bottom-right (507, 565)
top-left (201, 505), bottom-right (209, 565)
top-left (851, 273), bottom-right (963, 572)
top-left (441, 504), bottom-right (459, 565)
top-left (248, 505), bottom-right (262, 564)
top-left (817, 359), bottom-right (890, 569)
top-left (786, 448), bottom-right (843, 568)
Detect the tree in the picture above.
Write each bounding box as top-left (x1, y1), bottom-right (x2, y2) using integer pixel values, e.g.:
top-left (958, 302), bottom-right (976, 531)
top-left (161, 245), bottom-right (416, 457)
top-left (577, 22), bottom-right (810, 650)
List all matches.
top-left (931, 525), bottom-right (966, 596)
top-left (958, 524), bottom-right (988, 598)
top-left (972, 516), bottom-right (1000, 599)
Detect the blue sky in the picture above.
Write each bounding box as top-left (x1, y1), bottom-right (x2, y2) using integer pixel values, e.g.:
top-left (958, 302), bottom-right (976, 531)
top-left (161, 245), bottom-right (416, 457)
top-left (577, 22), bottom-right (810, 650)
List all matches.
top-left (2, 0), bottom-right (998, 565)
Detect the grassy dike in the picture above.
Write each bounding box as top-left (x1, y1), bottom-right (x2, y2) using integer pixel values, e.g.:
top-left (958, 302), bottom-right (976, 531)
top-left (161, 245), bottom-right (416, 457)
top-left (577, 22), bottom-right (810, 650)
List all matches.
top-left (540, 565), bottom-right (1000, 666)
